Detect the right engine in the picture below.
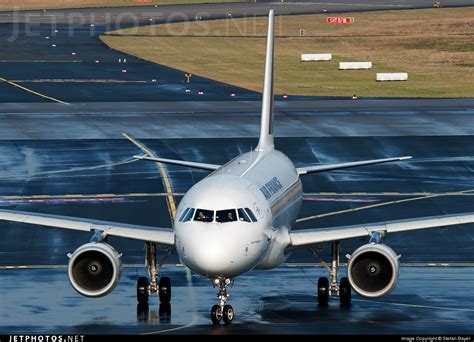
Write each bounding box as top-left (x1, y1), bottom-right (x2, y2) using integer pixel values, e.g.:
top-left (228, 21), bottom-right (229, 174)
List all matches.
top-left (347, 243), bottom-right (399, 298)
top-left (67, 242), bottom-right (122, 298)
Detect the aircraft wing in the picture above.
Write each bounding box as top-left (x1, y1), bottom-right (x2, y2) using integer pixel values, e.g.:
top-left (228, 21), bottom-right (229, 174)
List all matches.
top-left (289, 212), bottom-right (474, 247)
top-left (134, 154), bottom-right (220, 171)
top-left (0, 209), bottom-right (175, 245)
top-left (296, 156), bottom-right (411, 175)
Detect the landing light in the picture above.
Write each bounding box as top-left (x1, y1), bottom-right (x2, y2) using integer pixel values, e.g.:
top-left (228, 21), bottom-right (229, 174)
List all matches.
top-left (229, 92), bottom-right (236, 97)
top-left (213, 278), bottom-right (220, 285)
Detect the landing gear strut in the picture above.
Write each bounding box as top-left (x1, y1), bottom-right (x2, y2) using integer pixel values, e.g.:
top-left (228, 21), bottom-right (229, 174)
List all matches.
top-left (136, 242), bottom-right (172, 305)
top-left (210, 277), bottom-right (234, 324)
top-left (313, 241), bottom-right (351, 306)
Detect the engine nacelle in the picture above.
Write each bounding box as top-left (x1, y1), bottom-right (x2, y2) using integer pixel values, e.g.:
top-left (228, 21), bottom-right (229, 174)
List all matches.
top-left (347, 243), bottom-right (399, 298)
top-left (67, 242), bottom-right (122, 297)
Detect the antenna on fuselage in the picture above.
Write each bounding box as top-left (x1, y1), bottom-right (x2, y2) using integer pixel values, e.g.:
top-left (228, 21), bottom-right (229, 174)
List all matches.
top-left (255, 9), bottom-right (275, 153)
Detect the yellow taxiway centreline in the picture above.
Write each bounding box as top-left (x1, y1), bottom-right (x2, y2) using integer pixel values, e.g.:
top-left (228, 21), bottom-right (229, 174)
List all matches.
top-left (0, 76), bottom-right (68, 104)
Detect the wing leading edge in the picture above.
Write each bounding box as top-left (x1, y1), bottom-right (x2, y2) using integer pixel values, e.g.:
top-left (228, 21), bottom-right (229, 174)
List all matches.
top-left (0, 209), bottom-right (175, 245)
top-left (296, 156), bottom-right (412, 175)
top-left (133, 154), bottom-right (220, 171)
top-left (290, 212), bottom-right (474, 247)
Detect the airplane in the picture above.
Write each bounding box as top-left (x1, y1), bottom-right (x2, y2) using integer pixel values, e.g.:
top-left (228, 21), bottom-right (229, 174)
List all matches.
top-left (2, 9), bottom-right (474, 325)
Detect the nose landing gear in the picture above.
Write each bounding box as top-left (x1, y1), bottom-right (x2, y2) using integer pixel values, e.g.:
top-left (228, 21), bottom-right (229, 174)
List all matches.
top-left (210, 277), bottom-right (234, 324)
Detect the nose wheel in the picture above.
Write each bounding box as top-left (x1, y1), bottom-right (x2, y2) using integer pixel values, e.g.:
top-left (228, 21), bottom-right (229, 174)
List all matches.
top-left (211, 304), bottom-right (223, 324)
top-left (210, 277), bottom-right (234, 324)
top-left (222, 304), bottom-right (234, 323)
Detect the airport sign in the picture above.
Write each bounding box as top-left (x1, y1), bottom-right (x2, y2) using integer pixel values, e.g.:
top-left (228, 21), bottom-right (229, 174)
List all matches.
top-left (327, 17), bottom-right (354, 24)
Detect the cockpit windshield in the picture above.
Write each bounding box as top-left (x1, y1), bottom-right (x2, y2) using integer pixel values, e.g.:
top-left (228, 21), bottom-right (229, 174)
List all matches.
top-left (216, 209), bottom-right (237, 223)
top-left (194, 209), bottom-right (214, 222)
top-left (179, 207), bottom-right (258, 223)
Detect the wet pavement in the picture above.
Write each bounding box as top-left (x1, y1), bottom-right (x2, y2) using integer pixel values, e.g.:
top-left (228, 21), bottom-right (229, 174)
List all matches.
top-left (1, 266), bottom-right (474, 334)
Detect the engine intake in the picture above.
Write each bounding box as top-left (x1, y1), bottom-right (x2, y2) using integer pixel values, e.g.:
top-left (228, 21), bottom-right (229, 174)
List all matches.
top-left (347, 243), bottom-right (399, 298)
top-left (68, 242), bottom-right (122, 297)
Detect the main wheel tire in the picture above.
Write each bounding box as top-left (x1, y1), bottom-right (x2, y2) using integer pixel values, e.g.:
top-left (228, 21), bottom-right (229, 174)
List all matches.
top-left (339, 277), bottom-right (352, 306)
top-left (211, 304), bottom-right (223, 324)
top-left (317, 277), bottom-right (329, 306)
top-left (222, 304), bottom-right (234, 324)
top-left (159, 277), bottom-right (171, 303)
top-left (137, 277), bottom-right (149, 305)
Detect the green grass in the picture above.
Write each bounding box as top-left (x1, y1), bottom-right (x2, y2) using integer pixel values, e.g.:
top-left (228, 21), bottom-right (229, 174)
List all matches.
top-left (101, 7), bottom-right (474, 97)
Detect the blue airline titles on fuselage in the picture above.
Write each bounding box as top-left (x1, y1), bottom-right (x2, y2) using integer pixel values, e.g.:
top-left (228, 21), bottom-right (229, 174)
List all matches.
top-left (259, 177), bottom-right (283, 200)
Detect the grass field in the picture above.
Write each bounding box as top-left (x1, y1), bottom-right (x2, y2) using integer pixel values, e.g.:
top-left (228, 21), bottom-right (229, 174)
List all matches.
top-left (101, 7), bottom-right (474, 98)
top-left (1, 0), bottom-right (246, 11)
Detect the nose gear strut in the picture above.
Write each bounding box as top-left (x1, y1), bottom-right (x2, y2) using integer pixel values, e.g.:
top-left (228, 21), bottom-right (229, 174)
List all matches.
top-left (210, 277), bottom-right (234, 324)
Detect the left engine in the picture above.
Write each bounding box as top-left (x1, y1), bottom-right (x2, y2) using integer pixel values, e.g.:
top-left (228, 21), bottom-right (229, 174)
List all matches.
top-left (347, 243), bottom-right (400, 298)
top-left (67, 242), bottom-right (122, 298)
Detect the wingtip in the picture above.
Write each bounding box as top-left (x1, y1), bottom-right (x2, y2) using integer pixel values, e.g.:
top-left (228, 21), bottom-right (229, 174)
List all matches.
top-left (133, 154), bottom-right (145, 160)
top-left (399, 156), bottom-right (412, 160)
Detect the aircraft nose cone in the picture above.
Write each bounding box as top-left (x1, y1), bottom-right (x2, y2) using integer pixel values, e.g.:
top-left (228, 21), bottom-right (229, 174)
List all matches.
top-left (177, 224), bottom-right (252, 278)
top-left (191, 243), bottom-right (230, 276)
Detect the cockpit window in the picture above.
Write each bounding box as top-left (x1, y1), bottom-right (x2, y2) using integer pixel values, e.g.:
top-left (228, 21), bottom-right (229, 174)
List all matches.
top-left (216, 209), bottom-right (237, 223)
top-left (194, 209), bottom-right (214, 222)
top-left (237, 208), bottom-right (251, 222)
top-left (182, 208), bottom-right (195, 222)
top-left (179, 208), bottom-right (190, 222)
top-left (244, 208), bottom-right (258, 222)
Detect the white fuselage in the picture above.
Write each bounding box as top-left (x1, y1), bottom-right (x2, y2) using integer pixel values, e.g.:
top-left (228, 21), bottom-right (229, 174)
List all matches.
top-left (174, 149), bottom-right (302, 278)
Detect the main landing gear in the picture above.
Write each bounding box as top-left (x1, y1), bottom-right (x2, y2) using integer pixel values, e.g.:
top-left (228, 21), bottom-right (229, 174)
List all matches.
top-left (210, 277), bottom-right (234, 324)
top-left (136, 242), bottom-right (172, 306)
top-left (314, 241), bottom-right (352, 306)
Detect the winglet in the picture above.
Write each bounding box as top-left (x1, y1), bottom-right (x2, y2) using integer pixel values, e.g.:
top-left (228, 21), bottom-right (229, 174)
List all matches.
top-left (256, 9), bottom-right (275, 153)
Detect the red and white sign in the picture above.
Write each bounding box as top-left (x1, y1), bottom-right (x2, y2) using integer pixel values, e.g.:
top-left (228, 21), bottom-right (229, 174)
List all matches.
top-left (327, 17), bottom-right (354, 24)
